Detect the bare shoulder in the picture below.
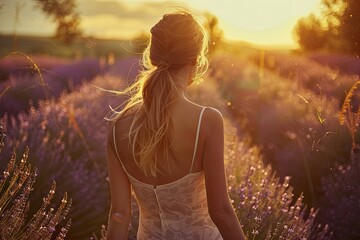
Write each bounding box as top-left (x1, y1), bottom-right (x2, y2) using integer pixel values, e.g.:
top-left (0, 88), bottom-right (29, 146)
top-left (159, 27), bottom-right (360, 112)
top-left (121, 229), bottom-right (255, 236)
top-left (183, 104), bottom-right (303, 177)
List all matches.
top-left (202, 107), bottom-right (224, 136)
top-left (106, 120), bottom-right (116, 145)
top-left (204, 106), bottom-right (223, 117)
top-left (106, 114), bottom-right (132, 141)
top-left (203, 107), bottom-right (224, 124)
top-left (106, 119), bottom-right (115, 131)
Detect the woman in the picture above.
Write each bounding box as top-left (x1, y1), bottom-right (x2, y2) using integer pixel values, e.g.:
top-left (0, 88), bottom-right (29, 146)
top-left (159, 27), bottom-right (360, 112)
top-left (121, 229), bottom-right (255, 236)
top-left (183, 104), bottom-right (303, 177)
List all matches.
top-left (106, 11), bottom-right (246, 240)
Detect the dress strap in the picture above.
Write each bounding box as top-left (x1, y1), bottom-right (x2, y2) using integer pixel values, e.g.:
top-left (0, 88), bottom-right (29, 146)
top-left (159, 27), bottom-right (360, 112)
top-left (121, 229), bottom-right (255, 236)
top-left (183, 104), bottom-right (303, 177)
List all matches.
top-left (189, 107), bottom-right (207, 173)
top-left (112, 123), bottom-right (130, 175)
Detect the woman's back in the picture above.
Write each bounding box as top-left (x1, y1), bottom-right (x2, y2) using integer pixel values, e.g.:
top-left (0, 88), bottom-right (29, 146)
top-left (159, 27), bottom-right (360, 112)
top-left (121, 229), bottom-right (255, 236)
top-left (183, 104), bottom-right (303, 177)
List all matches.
top-left (113, 101), bottom-right (207, 185)
top-left (105, 12), bottom-right (245, 240)
top-left (113, 102), bottom-right (223, 239)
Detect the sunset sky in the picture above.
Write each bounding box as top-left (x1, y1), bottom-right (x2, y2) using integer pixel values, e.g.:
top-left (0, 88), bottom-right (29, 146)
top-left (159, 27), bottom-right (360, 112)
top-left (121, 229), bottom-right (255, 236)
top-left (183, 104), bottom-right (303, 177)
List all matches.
top-left (0, 0), bottom-right (322, 47)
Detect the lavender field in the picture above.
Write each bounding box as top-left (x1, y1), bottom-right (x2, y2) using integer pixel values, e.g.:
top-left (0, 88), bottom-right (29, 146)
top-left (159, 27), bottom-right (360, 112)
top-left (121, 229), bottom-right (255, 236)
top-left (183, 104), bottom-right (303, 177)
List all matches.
top-left (1, 46), bottom-right (359, 239)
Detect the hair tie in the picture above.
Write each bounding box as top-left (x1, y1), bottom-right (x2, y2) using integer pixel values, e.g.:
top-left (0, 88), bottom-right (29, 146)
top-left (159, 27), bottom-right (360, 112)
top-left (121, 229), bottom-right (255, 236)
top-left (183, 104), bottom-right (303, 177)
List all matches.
top-left (157, 61), bottom-right (170, 70)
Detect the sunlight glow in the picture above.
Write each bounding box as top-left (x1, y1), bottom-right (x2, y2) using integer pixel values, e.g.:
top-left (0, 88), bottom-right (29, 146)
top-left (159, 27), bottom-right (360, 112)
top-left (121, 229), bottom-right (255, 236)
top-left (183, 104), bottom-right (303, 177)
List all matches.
top-left (0, 0), bottom-right (323, 47)
top-left (81, 15), bottom-right (148, 39)
top-left (122, 0), bottom-right (322, 46)
top-left (188, 0), bottom-right (321, 30)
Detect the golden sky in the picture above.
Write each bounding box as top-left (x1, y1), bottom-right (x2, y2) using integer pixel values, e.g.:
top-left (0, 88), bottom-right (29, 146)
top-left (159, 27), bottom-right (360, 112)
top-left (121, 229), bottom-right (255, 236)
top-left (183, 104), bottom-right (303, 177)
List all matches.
top-left (0, 0), bottom-right (322, 47)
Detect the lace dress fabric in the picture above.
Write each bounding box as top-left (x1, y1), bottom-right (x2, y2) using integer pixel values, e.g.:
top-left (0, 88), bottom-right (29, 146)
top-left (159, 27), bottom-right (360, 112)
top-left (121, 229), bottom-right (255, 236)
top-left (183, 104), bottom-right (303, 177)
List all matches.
top-left (113, 107), bottom-right (223, 240)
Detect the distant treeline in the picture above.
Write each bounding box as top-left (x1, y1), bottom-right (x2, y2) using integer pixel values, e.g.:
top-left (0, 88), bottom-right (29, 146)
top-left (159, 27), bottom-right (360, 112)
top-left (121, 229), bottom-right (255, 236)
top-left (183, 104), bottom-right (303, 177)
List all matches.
top-left (0, 34), bottom-right (140, 59)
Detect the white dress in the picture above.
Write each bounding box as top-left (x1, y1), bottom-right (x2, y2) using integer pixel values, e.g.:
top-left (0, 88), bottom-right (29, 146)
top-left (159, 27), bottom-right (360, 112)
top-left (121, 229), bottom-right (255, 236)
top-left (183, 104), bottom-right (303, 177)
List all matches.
top-left (113, 107), bottom-right (223, 240)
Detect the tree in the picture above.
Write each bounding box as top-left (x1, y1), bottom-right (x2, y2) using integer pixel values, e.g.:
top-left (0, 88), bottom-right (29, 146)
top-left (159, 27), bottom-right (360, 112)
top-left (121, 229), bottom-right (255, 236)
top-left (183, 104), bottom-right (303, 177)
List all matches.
top-left (294, 0), bottom-right (360, 55)
top-left (294, 14), bottom-right (326, 51)
top-left (35, 0), bottom-right (81, 44)
top-left (340, 0), bottom-right (360, 55)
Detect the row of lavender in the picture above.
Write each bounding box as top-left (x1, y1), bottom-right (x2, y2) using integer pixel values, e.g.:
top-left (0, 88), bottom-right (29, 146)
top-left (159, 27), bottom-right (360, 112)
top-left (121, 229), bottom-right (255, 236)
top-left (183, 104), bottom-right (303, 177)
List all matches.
top-left (210, 52), bottom-right (360, 239)
top-left (0, 53), bottom-right (108, 117)
top-left (1, 52), bottom-right (358, 239)
top-left (0, 72), bottom-right (328, 239)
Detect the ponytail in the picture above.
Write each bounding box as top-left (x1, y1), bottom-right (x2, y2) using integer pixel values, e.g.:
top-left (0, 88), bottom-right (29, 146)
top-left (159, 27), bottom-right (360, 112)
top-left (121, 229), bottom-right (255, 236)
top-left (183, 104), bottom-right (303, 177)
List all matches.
top-left (108, 12), bottom-right (208, 176)
top-left (129, 62), bottom-right (179, 176)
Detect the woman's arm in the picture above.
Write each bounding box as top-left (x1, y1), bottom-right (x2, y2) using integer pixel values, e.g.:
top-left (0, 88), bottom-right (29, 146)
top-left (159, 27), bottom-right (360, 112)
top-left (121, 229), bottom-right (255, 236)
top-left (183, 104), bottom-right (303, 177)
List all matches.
top-left (105, 123), bottom-right (131, 240)
top-left (203, 108), bottom-right (246, 240)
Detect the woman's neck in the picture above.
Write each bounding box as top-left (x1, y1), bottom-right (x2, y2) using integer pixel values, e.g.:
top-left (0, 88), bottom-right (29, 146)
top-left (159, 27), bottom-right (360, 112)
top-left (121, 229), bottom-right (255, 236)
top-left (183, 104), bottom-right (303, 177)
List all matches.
top-left (171, 64), bottom-right (195, 100)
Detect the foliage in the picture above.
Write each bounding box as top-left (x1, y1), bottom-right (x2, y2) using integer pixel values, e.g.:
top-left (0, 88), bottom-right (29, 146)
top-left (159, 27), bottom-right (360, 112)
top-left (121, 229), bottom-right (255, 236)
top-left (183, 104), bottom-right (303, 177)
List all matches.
top-left (0, 126), bottom-right (72, 240)
top-left (34, 0), bottom-right (81, 44)
top-left (294, 0), bottom-right (360, 55)
top-left (294, 14), bottom-right (326, 51)
top-left (340, 0), bottom-right (360, 55)
top-left (293, 0), bottom-right (343, 52)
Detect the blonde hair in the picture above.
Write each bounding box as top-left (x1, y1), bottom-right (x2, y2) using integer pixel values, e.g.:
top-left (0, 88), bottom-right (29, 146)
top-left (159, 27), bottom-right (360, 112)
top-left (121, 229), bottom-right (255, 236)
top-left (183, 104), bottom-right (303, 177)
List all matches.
top-left (110, 12), bottom-right (209, 176)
